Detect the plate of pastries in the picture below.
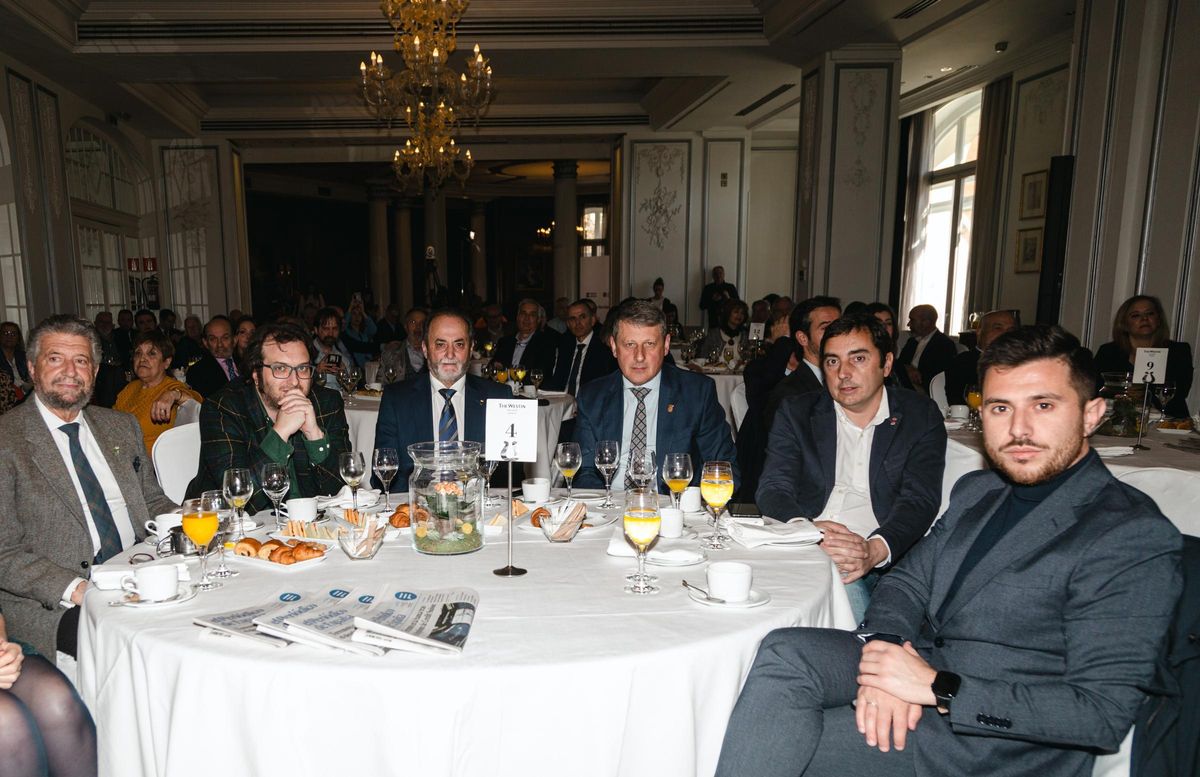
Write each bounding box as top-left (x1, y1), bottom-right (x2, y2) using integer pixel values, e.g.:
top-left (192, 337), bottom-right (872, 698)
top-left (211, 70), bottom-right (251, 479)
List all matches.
top-left (230, 537), bottom-right (327, 570)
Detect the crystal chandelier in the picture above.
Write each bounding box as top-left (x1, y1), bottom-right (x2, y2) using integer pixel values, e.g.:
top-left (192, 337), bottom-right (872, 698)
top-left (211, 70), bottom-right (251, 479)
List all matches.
top-left (359, 0), bottom-right (494, 192)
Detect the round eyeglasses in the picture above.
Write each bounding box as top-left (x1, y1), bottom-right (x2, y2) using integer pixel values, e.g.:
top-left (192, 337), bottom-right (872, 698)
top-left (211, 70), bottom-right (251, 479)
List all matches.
top-left (263, 362), bottom-right (316, 379)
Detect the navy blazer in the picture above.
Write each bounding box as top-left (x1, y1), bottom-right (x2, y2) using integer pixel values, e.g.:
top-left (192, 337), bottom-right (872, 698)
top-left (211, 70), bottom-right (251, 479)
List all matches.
top-left (898, 329), bottom-right (957, 391)
top-left (757, 385), bottom-right (946, 563)
top-left (572, 363), bottom-right (739, 493)
top-left (546, 326), bottom-right (618, 393)
top-left (492, 329), bottom-right (558, 376)
top-left (186, 353), bottom-right (233, 399)
top-left (372, 372), bottom-right (512, 491)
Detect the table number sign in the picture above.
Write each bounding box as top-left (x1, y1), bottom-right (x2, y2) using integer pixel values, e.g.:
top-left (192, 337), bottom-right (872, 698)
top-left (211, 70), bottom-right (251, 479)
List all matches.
top-left (748, 323), bottom-right (765, 341)
top-left (485, 399), bottom-right (537, 463)
top-left (1134, 347), bottom-right (1168, 385)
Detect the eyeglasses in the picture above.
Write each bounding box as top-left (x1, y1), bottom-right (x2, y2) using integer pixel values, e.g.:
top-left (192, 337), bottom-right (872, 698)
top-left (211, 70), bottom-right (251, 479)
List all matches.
top-left (263, 362), bottom-right (316, 379)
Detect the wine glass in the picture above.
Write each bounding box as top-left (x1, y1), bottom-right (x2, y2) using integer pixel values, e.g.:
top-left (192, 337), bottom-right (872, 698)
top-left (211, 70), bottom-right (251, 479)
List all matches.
top-left (512, 364), bottom-right (528, 386)
top-left (555, 442), bottom-right (582, 498)
top-left (339, 451), bottom-right (367, 513)
top-left (595, 440), bottom-right (620, 508)
top-left (965, 385), bottom-right (983, 431)
top-left (383, 365), bottom-right (399, 385)
top-left (623, 489), bottom-right (661, 595)
top-left (222, 468), bottom-right (255, 541)
top-left (478, 455), bottom-right (501, 508)
top-left (181, 497), bottom-right (221, 591)
top-left (1156, 381), bottom-right (1177, 419)
top-left (202, 490), bottom-right (238, 579)
top-left (627, 447), bottom-right (656, 491)
top-left (480, 362), bottom-right (495, 381)
top-left (699, 460), bottom-right (734, 550)
top-left (529, 368), bottom-right (544, 391)
top-left (373, 448), bottom-right (399, 510)
top-left (260, 462), bottom-right (290, 531)
top-left (661, 452), bottom-right (693, 510)
top-left (482, 340), bottom-right (494, 358)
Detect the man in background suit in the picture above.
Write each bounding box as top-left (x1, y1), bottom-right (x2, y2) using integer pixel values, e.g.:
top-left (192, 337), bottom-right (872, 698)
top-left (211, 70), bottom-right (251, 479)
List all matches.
top-left (943, 309), bottom-right (1019, 405)
top-left (717, 325), bottom-right (1181, 777)
top-left (373, 309), bottom-right (511, 488)
top-left (763, 296), bottom-right (842, 433)
top-left (897, 304), bottom-right (957, 393)
top-left (573, 300), bottom-right (738, 493)
top-left (185, 315), bottom-right (239, 398)
top-left (758, 314), bottom-right (946, 620)
top-left (0, 315), bottom-right (177, 659)
top-left (547, 299), bottom-right (617, 395)
top-left (492, 299), bottom-right (557, 377)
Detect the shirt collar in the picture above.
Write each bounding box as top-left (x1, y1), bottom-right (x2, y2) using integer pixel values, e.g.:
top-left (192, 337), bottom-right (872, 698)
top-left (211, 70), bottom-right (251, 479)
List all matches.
top-left (34, 393), bottom-right (85, 430)
top-left (576, 330), bottom-right (594, 347)
top-left (621, 369), bottom-right (663, 395)
top-left (803, 357), bottom-right (824, 384)
top-left (429, 372), bottom-right (467, 395)
top-left (833, 387), bottom-right (891, 430)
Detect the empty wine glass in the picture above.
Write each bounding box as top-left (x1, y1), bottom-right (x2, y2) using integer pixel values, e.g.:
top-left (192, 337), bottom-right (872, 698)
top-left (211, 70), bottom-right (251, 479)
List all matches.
top-left (555, 442), bottom-right (582, 498)
top-left (383, 365), bottom-right (399, 384)
top-left (627, 447), bottom-right (656, 491)
top-left (661, 452), bottom-right (693, 510)
top-left (529, 368), bottom-right (544, 391)
top-left (202, 490), bottom-right (237, 579)
top-left (260, 462), bottom-right (290, 531)
top-left (222, 468), bottom-right (254, 541)
top-left (478, 455), bottom-right (501, 508)
top-left (595, 440), bottom-right (620, 508)
top-left (1156, 381), bottom-right (1177, 418)
top-left (373, 448), bottom-right (399, 510)
top-left (339, 451), bottom-right (367, 513)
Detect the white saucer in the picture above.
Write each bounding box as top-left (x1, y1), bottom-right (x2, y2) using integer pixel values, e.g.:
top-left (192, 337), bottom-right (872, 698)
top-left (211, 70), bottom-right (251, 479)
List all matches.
top-left (686, 588), bottom-right (771, 608)
top-left (115, 586), bottom-right (198, 609)
top-left (647, 548), bottom-right (707, 567)
top-left (1156, 427), bottom-right (1195, 436)
top-left (567, 491), bottom-right (606, 504)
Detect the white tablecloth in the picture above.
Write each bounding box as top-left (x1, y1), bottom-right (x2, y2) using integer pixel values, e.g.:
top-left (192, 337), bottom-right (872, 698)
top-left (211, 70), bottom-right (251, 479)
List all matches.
top-left (344, 392), bottom-right (578, 481)
top-left (78, 506), bottom-right (854, 777)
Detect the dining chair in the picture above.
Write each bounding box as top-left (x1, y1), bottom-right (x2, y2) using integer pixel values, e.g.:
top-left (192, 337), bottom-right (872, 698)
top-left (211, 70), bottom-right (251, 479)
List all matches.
top-left (730, 381), bottom-right (748, 432)
top-left (928, 371), bottom-right (949, 415)
top-left (174, 398), bottom-right (202, 426)
top-left (1117, 467), bottom-right (1200, 537)
top-left (151, 423), bottom-right (202, 504)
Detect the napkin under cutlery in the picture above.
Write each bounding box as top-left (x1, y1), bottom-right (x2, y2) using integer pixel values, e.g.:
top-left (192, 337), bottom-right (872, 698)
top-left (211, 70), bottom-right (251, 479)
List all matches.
top-left (605, 526), bottom-right (706, 565)
top-left (318, 487), bottom-right (382, 510)
top-left (729, 518), bottom-right (823, 549)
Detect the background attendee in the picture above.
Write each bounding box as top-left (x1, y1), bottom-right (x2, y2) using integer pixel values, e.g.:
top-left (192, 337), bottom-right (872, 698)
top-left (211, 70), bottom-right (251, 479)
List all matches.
top-left (475, 303), bottom-right (510, 349)
top-left (572, 300), bottom-right (738, 492)
top-left (158, 309), bottom-right (181, 342)
top-left (750, 299), bottom-right (771, 325)
top-left (114, 330), bottom-right (202, 454)
top-left (493, 299), bottom-right (556, 375)
top-left (373, 310), bottom-right (511, 488)
top-left (545, 297), bottom-right (570, 335)
top-left (763, 296), bottom-right (842, 430)
top-left (173, 314), bottom-right (206, 368)
top-left (547, 299), bottom-right (618, 395)
top-left (185, 315), bottom-right (238, 398)
top-left (133, 308), bottom-right (157, 334)
top-left (233, 315), bottom-right (257, 376)
top-left (647, 277), bottom-right (671, 311)
top-left (91, 311), bottom-right (125, 408)
top-left (700, 299), bottom-right (750, 358)
top-left (1093, 294), bottom-right (1193, 418)
top-left (0, 315), bottom-right (176, 659)
top-left (341, 297), bottom-right (377, 369)
top-left (380, 307), bottom-right (428, 381)
top-left (376, 303), bottom-right (404, 345)
top-left (944, 309), bottom-right (1019, 405)
top-left (189, 321), bottom-right (350, 511)
top-left (865, 301), bottom-right (913, 390)
top-left (757, 314), bottom-right (946, 619)
top-left (897, 303), bottom-right (956, 392)
top-left (312, 307), bottom-right (355, 390)
top-left (0, 321), bottom-right (30, 398)
top-left (113, 308), bottom-right (135, 367)
top-left (699, 265), bottom-right (739, 328)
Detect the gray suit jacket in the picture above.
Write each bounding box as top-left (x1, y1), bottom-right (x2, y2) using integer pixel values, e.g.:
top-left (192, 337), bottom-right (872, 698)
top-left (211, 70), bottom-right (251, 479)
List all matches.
top-left (863, 453), bottom-right (1182, 777)
top-left (0, 399), bottom-right (177, 658)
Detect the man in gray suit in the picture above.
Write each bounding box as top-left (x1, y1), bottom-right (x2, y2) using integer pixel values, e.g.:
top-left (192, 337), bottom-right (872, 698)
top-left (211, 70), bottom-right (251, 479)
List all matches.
top-left (715, 325), bottom-right (1182, 777)
top-left (0, 315), bottom-right (177, 660)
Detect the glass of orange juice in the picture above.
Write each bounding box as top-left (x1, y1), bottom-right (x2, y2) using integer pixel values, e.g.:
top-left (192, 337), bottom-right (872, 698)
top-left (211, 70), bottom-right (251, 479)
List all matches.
top-left (699, 461), bottom-right (735, 550)
top-left (182, 497), bottom-right (221, 590)
top-left (965, 385), bottom-right (983, 431)
top-left (623, 489), bottom-right (661, 595)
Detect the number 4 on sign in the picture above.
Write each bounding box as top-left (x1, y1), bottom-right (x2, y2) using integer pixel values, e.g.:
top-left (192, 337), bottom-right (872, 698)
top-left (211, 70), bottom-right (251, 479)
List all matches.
top-left (1134, 347), bottom-right (1168, 385)
top-left (485, 399), bottom-right (537, 463)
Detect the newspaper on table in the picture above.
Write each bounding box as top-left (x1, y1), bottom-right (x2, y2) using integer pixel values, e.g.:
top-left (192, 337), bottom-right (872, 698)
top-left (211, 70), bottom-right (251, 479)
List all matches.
top-left (272, 585), bottom-right (384, 656)
top-left (352, 587), bottom-right (479, 656)
top-left (193, 587), bottom-right (321, 648)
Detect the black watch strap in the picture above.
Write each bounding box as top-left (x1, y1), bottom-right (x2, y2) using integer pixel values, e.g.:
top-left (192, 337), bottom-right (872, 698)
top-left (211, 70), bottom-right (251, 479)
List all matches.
top-left (932, 671), bottom-right (961, 712)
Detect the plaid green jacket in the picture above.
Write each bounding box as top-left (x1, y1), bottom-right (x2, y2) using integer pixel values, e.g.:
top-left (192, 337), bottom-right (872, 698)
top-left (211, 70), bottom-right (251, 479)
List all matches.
top-left (187, 379), bottom-right (351, 512)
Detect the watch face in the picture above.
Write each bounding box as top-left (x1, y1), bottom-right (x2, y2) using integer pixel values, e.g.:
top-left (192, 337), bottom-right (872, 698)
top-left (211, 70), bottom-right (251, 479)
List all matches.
top-left (933, 671), bottom-right (961, 700)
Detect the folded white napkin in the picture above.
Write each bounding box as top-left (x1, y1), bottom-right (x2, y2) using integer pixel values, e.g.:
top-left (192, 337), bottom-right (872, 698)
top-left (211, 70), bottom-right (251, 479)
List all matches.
top-left (729, 518), bottom-right (823, 549)
top-left (605, 525), bottom-right (706, 564)
top-left (318, 487), bottom-right (382, 509)
top-left (91, 557), bottom-right (191, 590)
top-left (1095, 446), bottom-right (1135, 458)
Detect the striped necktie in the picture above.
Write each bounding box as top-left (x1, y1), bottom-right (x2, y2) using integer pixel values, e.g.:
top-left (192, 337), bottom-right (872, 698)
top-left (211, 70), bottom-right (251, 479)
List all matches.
top-left (624, 387), bottom-right (650, 489)
top-left (438, 388), bottom-right (458, 441)
top-left (223, 357), bottom-right (238, 379)
top-left (60, 422), bottom-right (124, 563)
top-left (567, 343), bottom-right (586, 395)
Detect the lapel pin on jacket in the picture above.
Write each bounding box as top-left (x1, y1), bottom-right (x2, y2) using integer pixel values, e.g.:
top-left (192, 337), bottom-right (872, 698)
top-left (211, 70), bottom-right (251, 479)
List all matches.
top-left (133, 455), bottom-right (141, 473)
top-left (667, 404), bottom-right (675, 414)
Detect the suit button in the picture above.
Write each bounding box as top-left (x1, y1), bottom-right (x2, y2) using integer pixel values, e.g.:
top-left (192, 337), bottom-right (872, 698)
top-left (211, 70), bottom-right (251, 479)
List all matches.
top-left (977, 714), bottom-right (987, 724)
top-left (81, 561), bottom-right (90, 569)
top-left (934, 637), bottom-right (945, 648)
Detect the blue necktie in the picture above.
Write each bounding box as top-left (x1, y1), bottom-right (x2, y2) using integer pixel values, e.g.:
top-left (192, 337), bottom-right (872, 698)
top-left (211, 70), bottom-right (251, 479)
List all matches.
top-left (438, 388), bottom-right (458, 442)
top-left (60, 423), bottom-right (124, 563)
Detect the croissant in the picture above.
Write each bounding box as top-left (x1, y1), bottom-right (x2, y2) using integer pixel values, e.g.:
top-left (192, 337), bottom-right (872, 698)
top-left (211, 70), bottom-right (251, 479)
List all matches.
top-left (269, 545), bottom-right (294, 564)
top-left (234, 538), bottom-right (261, 557)
top-left (291, 544), bottom-right (324, 562)
top-left (258, 540), bottom-right (284, 560)
top-left (389, 504), bottom-right (411, 528)
top-left (530, 506), bottom-right (551, 528)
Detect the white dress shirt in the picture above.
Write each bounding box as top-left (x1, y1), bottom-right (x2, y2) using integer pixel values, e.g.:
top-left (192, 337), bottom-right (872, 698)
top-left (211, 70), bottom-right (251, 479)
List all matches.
top-left (910, 331), bottom-right (934, 365)
top-left (565, 330), bottom-right (594, 393)
top-left (612, 370), bottom-right (662, 487)
top-left (816, 390), bottom-right (892, 563)
top-left (429, 373), bottom-right (468, 441)
top-left (511, 333), bottom-right (533, 366)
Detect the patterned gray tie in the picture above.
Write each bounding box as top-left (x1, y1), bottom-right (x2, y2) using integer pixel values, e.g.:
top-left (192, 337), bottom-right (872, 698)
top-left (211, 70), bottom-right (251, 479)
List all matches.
top-left (625, 387), bottom-right (650, 490)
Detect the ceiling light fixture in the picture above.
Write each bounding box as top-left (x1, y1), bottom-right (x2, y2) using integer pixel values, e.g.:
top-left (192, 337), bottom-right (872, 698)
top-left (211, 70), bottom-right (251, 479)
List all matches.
top-left (359, 0), bottom-right (494, 192)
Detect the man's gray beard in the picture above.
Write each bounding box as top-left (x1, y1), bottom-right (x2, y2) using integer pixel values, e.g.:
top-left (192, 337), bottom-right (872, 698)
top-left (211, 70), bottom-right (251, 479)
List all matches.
top-left (38, 386), bottom-right (91, 414)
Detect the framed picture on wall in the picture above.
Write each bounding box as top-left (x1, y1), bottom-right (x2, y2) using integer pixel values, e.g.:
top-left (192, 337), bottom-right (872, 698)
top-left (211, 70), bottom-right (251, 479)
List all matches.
top-left (1015, 227), bottom-right (1044, 273)
top-left (1019, 170), bottom-right (1048, 219)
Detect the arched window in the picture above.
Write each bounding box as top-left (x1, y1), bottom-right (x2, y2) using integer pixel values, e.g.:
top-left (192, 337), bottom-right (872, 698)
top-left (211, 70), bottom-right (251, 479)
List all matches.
top-left (65, 123), bottom-right (156, 320)
top-left (0, 114), bottom-right (29, 330)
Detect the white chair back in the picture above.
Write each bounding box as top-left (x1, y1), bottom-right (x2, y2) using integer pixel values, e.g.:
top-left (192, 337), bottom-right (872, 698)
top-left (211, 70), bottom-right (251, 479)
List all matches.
top-left (174, 398), bottom-right (201, 426)
top-left (1116, 467), bottom-right (1200, 537)
top-left (730, 382), bottom-right (749, 432)
top-left (151, 423), bottom-right (201, 504)
top-left (928, 371), bottom-right (949, 415)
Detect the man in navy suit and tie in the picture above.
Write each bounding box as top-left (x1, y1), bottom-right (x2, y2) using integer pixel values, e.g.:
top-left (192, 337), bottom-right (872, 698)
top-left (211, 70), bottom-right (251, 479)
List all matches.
top-left (757, 313), bottom-right (947, 620)
top-left (572, 300), bottom-right (738, 493)
top-left (547, 299), bottom-right (617, 395)
top-left (373, 309), bottom-right (511, 489)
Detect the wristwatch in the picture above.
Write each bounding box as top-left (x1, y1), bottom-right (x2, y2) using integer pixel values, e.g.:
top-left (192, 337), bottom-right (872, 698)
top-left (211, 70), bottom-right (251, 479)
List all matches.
top-left (932, 671), bottom-right (961, 714)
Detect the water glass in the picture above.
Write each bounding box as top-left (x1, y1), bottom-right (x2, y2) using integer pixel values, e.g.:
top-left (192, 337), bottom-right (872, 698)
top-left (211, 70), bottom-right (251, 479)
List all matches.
top-left (373, 448), bottom-right (399, 509)
top-left (595, 440), bottom-right (620, 508)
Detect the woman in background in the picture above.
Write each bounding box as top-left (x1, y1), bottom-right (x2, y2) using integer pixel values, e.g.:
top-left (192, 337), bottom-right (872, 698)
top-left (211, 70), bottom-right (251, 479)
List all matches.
top-left (115, 330), bottom-right (202, 453)
top-left (1093, 294), bottom-right (1193, 418)
top-left (700, 299), bottom-right (749, 358)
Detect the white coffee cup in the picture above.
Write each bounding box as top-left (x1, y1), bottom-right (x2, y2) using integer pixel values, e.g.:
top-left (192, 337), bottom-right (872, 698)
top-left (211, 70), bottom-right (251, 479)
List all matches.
top-left (659, 507), bottom-right (684, 539)
top-left (365, 382), bottom-right (383, 391)
top-left (948, 404), bottom-right (969, 420)
top-left (679, 486), bottom-right (702, 513)
top-left (522, 478), bottom-right (551, 504)
top-left (120, 565), bottom-right (180, 602)
top-left (706, 561), bottom-right (753, 603)
top-left (286, 497), bottom-right (319, 522)
top-left (145, 512), bottom-right (183, 538)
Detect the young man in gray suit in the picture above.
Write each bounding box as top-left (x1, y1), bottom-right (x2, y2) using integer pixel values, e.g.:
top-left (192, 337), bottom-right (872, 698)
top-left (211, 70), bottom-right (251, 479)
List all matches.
top-left (0, 315), bottom-right (177, 660)
top-left (716, 325), bottom-right (1182, 777)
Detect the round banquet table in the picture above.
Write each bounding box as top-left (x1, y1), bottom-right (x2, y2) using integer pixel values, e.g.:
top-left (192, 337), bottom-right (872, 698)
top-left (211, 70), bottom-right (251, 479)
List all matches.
top-left (77, 503), bottom-right (854, 777)
top-left (344, 391), bottom-right (577, 480)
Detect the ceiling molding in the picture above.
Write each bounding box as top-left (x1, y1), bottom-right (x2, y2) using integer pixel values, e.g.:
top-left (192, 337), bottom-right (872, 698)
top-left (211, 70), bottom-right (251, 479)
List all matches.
top-left (200, 113), bottom-right (649, 136)
top-left (0, 0), bottom-right (85, 49)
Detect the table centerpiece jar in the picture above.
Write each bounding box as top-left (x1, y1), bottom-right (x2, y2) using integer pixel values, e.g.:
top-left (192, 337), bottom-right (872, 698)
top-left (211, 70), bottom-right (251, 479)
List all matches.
top-left (407, 441), bottom-right (485, 555)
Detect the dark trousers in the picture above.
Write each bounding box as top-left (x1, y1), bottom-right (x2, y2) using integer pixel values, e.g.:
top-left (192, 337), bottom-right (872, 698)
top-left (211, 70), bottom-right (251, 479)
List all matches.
top-left (56, 606), bottom-right (81, 658)
top-left (715, 628), bottom-right (918, 777)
